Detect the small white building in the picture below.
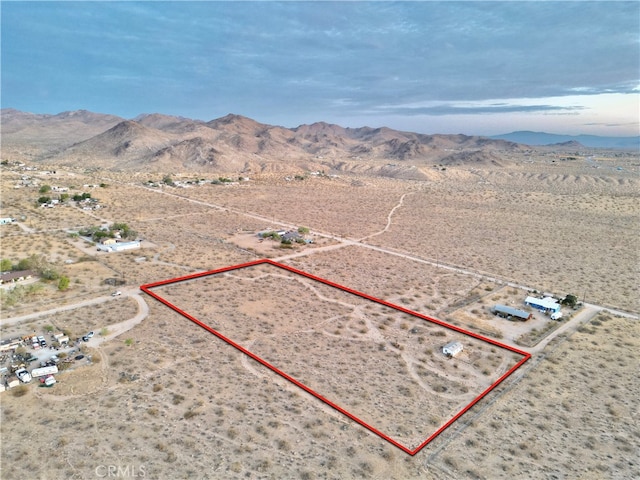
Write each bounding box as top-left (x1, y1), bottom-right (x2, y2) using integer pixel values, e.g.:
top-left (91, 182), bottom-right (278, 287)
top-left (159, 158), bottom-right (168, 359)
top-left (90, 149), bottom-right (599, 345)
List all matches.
top-left (442, 341), bottom-right (464, 358)
top-left (97, 240), bottom-right (141, 253)
top-left (111, 240), bottom-right (141, 252)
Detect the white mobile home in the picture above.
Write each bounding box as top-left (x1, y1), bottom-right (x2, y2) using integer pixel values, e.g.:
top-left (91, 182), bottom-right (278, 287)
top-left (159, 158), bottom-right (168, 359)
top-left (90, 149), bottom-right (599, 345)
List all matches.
top-left (524, 296), bottom-right (561, 313)
top-left (31, 365), bottom-right (59, 378)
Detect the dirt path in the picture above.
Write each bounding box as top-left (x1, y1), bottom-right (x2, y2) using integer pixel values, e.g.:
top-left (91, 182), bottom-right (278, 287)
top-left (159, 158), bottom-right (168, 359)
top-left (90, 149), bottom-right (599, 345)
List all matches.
top-left (527, 304), bottom-right (600, 354)
top-left (85, 292), bottom-right (149, 347)
top-left (1, 294), bottom-right (119, 326)
top-left (359, 191), bottom-right (413, 241)
top-left (1, 287), bottom-right (149, 337)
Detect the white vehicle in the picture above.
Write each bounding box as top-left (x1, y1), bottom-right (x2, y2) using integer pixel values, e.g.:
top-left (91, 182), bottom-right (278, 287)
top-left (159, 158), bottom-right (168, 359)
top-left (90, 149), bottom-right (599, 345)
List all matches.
top-left (551, 311), bottom-right (563, 320)
top-left (44, 375), bottom-right (56, 387)
top-left (15, 368), bottom-right (32, 383)
top-left (111, 290), bottom-right (122, 296)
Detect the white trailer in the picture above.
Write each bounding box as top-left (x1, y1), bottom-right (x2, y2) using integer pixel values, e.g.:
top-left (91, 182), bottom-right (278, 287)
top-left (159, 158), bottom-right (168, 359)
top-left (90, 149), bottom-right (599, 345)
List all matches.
top-left (442, 341), bottom-right (464, 358)
top-left (31, 365), bottom-right (58, 378)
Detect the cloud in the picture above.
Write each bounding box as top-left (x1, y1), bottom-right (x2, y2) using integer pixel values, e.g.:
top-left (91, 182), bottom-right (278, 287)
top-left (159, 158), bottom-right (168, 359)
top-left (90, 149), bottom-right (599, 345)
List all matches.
top-left (374, 103), bottom-right (586, 117)
top-left (2, 1), bottom-right (638, 135)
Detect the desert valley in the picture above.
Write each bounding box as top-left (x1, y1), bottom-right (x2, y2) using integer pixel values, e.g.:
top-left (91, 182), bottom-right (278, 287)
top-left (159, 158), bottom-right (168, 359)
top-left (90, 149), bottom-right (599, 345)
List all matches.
top-left (0, 109), bottom-right (638, 480)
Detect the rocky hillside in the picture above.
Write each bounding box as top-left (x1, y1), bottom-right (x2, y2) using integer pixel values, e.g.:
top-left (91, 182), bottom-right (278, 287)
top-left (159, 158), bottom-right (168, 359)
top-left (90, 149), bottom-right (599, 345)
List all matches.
top-left (1, 109), bottom-right (525, 176)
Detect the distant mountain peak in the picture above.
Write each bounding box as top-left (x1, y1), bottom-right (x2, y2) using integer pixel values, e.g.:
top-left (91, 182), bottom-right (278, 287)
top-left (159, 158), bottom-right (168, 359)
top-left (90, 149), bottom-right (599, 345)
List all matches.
top-left (492, 131), bottom-right (639, 149)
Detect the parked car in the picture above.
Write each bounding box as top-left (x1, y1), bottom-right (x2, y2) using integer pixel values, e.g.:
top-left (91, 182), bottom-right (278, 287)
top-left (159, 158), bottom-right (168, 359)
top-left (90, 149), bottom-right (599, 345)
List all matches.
top-left (86, 331), bottom-right (94, 338)
top-left (111, 291), bottom-right (122, 297)
top-left (15, 368), bottom-right (32, 383)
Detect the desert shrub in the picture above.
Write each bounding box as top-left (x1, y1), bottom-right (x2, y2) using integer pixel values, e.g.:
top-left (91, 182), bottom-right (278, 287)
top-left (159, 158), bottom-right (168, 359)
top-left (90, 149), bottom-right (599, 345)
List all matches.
top-left (11, 386), bottom-right (29, 397)
top-left (57, 276), bottom-right (70, 291)
top-left (183, 409), bottom-right (200, 419)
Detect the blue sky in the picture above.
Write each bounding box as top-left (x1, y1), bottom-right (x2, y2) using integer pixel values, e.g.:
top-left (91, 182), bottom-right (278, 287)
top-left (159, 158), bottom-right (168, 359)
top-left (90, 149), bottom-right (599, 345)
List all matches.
top-left (2, 1), bottom-right (638, 136)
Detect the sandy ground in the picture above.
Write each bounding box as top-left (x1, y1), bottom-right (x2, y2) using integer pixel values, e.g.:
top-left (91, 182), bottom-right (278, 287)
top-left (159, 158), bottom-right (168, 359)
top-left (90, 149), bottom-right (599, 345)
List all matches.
top-left (0, 154), bottom-right (638, 479)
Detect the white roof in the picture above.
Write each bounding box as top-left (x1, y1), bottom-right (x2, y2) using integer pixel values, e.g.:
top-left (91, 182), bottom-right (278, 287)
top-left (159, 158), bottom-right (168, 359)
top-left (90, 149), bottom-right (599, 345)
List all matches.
top-left (525, 296), bottom-right (560, 309)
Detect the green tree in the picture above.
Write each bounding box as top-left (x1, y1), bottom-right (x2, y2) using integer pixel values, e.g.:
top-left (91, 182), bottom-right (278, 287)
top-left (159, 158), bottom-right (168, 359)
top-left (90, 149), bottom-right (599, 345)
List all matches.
top-left (562, 294), bottom-right (578, 308)
top-left (58, 276), bottom-right (70, 291)
top-left (39, 185), bottom-right (51, 193)
top-left (298, 226), bottom-right (310, 234)
top-left (0, 259), bottom-right (12, 271)
top-left (41, 268), bottom-right (60, 281)
top-left (111, 222), bottom-right (136, 239)
top-left (38, 196), bottom-right (51, 204)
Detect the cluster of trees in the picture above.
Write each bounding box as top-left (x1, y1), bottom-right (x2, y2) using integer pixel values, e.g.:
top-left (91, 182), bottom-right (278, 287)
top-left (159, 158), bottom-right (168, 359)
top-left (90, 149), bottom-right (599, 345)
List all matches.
top-left (79, 222), bottom-right (137, 242)
top-left (37, 185), bottom-right (92, 204)
top-left (261, 226), bottom-right (310, 245)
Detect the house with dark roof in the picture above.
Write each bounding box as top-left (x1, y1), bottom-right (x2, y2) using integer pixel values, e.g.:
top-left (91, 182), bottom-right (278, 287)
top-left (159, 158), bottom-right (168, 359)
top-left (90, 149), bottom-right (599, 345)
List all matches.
top-left (0, 270), bottom-right (35, 285)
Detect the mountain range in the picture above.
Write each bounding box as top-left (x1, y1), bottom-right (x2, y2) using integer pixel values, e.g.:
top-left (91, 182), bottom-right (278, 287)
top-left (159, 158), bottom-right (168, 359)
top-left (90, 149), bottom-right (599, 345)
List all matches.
top-left (491, 131), bottom-right (639, 149)
top-left (2, 109), bottom-right (634, 177)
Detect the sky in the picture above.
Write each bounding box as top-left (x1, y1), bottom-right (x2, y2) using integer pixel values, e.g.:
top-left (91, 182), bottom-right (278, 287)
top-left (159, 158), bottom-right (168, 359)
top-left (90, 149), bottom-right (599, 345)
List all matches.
top-left (2, 1), bottom-right (639, 136)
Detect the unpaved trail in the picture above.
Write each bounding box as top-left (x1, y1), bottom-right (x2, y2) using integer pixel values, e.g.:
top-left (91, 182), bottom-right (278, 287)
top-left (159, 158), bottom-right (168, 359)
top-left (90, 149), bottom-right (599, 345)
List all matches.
top-left (85, 292), bottom-right (149, 347)
top-left (527, 304), bottom-right (600, 354)
top-left (359, 191), bottom-right (414, 241)
top-left (1, 294), bottom-right (120, 326)
top-left (1, 288), bottom-right (150, 341)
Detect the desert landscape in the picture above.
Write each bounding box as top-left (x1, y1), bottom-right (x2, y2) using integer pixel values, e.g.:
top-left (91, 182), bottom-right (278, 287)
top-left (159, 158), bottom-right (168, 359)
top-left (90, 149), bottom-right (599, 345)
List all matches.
top-left (0, 110), bottom-right (638, 479)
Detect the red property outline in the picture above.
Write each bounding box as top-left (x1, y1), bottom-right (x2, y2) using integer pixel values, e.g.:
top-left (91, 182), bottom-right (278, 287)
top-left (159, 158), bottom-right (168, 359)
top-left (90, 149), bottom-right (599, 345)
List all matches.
top-left (140, 259), bottom-right (531, 456)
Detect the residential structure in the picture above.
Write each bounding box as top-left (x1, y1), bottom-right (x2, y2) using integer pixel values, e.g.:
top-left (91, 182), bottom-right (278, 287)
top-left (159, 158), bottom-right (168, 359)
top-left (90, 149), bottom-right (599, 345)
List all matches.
top-left (0, 270), bottom-right (35, 285)
top-left (525, 296), bottom-right (561, 313)
top-left (97, 240), bottom-right (141, 252)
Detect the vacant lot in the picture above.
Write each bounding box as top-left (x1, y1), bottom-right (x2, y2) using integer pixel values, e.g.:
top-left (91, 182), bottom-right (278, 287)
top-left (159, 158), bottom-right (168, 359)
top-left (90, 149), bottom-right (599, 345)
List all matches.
top-left (149, 262), bottom-right (525, 451)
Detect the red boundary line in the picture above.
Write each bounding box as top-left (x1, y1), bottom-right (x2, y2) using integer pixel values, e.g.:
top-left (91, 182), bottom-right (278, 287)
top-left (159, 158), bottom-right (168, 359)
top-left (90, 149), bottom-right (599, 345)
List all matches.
top-left (140, 259), bottom-right (531, 456)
